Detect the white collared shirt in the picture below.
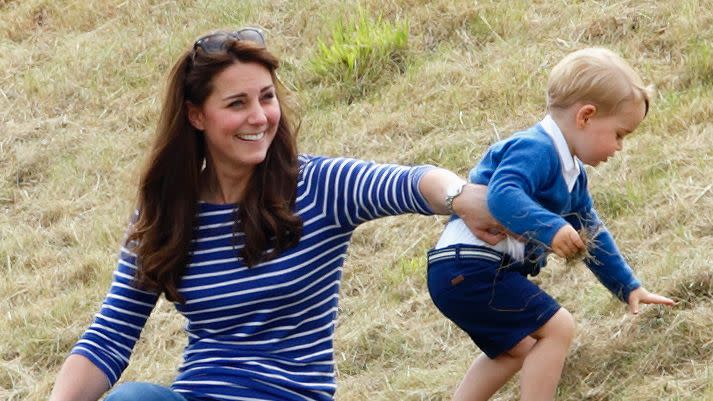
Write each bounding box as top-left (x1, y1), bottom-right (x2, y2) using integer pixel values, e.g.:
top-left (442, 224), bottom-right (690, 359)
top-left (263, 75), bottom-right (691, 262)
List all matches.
top-left (540, 114), bottom-right (581, 192)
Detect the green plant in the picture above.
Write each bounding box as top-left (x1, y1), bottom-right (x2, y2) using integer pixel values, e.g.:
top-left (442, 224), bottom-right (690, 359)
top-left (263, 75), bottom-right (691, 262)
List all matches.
top-left (685, 39), bottom-right (713, 86)
top-left (307, 11), bottom-right (409, 103)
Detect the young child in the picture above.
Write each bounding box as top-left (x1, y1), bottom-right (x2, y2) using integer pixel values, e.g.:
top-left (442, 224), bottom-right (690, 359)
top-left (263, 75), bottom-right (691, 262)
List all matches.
top-left (428, 47), bottom-right (675, 401)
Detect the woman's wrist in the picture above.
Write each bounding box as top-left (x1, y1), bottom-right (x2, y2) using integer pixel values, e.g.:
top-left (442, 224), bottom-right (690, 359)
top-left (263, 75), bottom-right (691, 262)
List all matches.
top-left (445, 181), bottom-right (468, 215)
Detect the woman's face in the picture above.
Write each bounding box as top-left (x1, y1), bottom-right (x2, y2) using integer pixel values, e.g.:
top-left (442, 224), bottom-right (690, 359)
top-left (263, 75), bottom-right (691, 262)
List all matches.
top-left (188, 61), bottom-right (281, 176)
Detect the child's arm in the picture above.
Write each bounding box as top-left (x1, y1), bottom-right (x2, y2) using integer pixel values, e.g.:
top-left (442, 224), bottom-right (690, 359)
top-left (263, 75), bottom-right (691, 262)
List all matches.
top-left (574, 215), bottom-right (641, 302)
top-left (568, 187), bottom-right (673, 308)
top-left (480, 136), bottom-right (572, 248)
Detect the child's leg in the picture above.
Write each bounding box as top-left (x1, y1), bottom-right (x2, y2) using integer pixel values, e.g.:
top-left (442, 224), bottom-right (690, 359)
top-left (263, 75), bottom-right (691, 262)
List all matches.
top-left (520, 308), bottom-right (576, 401)
top-left (453, 336), bottom-right (536, 401)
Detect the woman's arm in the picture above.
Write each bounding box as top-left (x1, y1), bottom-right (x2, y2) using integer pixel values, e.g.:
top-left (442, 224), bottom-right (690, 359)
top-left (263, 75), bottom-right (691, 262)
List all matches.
top-left (418, 168), bottom-right (505, 245)
top-left (49, 354), bottom-right (110, 401)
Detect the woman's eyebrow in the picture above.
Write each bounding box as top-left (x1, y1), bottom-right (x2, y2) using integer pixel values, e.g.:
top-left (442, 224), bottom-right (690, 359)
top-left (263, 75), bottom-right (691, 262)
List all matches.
top-left (222, 93), bottom-right (247, 101)
top-left (221, 85), bottom-right (274, 101)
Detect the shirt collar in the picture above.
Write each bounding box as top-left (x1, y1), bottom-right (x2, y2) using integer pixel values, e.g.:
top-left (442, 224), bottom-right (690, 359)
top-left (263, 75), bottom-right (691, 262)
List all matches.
top-left (540, 114), bottom-right (580, 192)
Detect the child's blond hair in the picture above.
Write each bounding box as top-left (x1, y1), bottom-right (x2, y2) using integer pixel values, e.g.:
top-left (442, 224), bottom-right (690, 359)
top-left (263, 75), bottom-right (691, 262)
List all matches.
top-left (546, 47), bottom-right (652, 117)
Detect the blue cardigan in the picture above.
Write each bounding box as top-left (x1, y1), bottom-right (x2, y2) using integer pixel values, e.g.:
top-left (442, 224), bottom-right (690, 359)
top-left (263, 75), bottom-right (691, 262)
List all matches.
top-left (470, 124), bottom-right (641, 302)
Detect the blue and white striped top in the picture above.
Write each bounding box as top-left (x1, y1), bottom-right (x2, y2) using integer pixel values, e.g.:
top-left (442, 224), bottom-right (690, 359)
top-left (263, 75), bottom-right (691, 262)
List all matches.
top-left (71, 155), bottom-right (434, 401)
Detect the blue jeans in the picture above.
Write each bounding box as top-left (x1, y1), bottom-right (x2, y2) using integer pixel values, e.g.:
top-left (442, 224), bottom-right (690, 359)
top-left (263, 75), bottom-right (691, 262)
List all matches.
top-left (104, 382), bottom-right (189, 401)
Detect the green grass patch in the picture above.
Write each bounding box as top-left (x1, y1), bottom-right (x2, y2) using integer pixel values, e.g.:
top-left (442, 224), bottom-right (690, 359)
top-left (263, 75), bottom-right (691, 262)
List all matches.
top-left (685, 39), bottom-right (713, 87)
top-left (306, 10), bottom-right (409, 103)
top-left (386, 256), bottom-right (423, 285)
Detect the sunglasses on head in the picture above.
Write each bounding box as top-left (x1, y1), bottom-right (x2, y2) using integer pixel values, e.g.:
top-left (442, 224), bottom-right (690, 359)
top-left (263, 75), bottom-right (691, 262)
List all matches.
top-left (192, 27), bottom-right (266, 60)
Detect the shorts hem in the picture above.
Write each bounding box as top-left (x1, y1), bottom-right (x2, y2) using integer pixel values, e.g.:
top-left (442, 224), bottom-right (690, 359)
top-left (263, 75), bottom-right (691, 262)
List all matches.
top-left (480, 304), bottom-right (562, 359)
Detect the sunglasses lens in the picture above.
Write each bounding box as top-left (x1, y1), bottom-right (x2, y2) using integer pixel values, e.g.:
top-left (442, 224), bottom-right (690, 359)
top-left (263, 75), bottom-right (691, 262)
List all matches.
top-left (196, 34), bottom-right (230, 52)
top-left (234, 29), bottom-right (265, 47)
top-left (194, 28), bottom-right (266, 56)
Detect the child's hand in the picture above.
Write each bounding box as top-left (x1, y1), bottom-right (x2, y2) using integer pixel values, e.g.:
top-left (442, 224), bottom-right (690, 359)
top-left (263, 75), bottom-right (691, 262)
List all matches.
top-left (626, 287), bottom-right (675, 314)
top-left (551, 224), bottom-right (585, 259)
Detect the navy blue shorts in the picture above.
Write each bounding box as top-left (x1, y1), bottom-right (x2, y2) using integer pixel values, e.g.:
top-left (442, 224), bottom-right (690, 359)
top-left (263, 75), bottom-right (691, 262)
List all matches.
top-left (427, 244), bottom-right (560, 359)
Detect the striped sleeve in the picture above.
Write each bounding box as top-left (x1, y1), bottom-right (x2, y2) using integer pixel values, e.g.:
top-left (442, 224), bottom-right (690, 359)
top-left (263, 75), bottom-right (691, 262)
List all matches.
top-left (300, 156), bottom-right (434, 228)
top-left (70, 245), bottom-right (159, 385)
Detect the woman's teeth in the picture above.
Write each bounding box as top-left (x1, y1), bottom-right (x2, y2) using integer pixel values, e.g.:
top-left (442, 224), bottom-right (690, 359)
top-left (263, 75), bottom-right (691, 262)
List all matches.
top-left (237, 132), bottom-right (264, 141)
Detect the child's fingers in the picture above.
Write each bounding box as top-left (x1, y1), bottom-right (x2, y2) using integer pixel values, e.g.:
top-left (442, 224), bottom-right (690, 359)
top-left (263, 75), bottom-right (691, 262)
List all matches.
top-left (564, 234), bottom-right (584, 256)
top-left (552, 246), bottom-right (567, 258)
top-left (641, 293), bottom-right (675, 306)
top-left (551, 225), bottom-right (584, 258)
top-left (571, 231), bottom-right (586, 250)
top-left (552, 242), bottom-right (574, 258)
top-left (628, 296), bottom-right (640, 314)
top-left (627, 289), bottom-right (675, 315)
top-left (627, 287), bottom-right (643, 314)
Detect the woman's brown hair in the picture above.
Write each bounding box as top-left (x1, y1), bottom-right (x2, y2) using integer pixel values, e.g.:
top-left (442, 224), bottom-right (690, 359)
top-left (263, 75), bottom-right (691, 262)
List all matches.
top-left (127, 34), bottom-right (302, 303)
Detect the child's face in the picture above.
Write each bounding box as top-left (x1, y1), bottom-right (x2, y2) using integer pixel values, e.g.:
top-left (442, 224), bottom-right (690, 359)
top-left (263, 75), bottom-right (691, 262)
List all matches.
top-left (575, 99), bottom-right (647, 166)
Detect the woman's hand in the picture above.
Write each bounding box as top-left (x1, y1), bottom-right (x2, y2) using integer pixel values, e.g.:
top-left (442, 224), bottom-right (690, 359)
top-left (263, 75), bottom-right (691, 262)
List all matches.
top-left (451, 184), bottom-right (506, 245)
top-left (418, 170), bottom-right (505, 245)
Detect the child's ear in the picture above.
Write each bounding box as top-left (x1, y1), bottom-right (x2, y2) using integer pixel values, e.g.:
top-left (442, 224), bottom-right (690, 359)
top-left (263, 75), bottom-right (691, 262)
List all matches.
top-left (575, 104), bottom-right (597, 128)
top-left (186, 102), bottom-right (205, 131)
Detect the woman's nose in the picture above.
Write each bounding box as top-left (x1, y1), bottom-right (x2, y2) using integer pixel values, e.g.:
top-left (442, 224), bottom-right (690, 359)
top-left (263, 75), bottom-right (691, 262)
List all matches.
top-left (247, 102), bottom-right (268, 125)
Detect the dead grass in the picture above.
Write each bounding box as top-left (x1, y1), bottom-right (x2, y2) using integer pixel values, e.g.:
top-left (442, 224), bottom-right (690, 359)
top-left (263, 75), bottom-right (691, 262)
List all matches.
top-left (2, 0), bottom-right (713, 400)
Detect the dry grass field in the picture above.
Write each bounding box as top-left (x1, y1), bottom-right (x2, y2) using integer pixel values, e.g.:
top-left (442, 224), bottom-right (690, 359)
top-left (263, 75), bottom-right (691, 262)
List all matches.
top-left (1, 0), bottom-right (713, 400)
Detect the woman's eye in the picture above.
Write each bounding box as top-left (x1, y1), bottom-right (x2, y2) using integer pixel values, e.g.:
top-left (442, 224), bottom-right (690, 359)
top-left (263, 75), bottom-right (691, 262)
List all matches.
top-left (228, 100), bottom-right (245, 108)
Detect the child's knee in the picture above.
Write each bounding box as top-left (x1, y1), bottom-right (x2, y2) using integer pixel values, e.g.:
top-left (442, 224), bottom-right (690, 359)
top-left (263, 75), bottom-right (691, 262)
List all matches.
top-left (534, 308), bottom-right (576, 343)
top-left (551, 308), bottom-right (576, 342)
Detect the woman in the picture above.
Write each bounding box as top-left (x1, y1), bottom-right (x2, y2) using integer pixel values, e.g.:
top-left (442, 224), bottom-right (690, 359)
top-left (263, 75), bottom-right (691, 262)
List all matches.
top-left (48, 28), bottom-right (502, 401)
